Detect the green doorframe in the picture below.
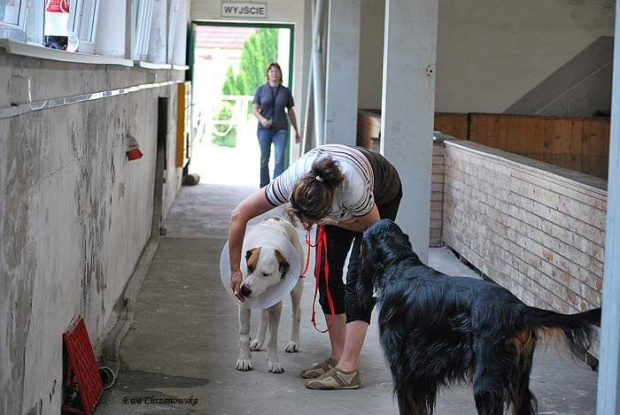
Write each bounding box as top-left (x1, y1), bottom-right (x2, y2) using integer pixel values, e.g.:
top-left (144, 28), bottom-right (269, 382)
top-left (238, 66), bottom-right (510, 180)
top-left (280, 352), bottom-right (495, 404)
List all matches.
top-left (187, 20), bottom-right (296, 167)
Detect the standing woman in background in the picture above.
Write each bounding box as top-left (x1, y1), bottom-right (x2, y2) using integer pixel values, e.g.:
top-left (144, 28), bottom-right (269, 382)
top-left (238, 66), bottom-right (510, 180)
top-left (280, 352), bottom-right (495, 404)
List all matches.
top-left (252, 62), bottom-right (301, 188)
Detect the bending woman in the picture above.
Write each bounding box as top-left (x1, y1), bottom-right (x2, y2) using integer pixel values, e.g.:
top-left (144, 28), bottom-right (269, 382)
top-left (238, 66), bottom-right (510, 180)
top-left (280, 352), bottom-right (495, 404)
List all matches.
top-left (228, 144), bottom-right (402, 390)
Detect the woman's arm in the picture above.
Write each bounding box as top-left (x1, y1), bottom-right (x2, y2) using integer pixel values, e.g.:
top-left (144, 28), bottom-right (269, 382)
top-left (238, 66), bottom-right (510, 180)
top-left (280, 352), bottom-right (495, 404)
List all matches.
top-left (319, 205), bottom-right (381, 233)
top-left (287, 106), bottom-right (301, 143)
top-left (229, 189), bottom-right (276, 301)
top-left (252, 103), bottom-right (272, 129)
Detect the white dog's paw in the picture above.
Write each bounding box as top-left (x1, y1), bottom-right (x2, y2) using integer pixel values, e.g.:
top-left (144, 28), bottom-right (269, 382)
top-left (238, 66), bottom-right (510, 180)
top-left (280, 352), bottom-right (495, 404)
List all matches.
top-left (250, 339), bottom-right (264, 351)
top-left (236, 358), bottom-right (253, 371)
top-left (267, 360), bottom-right (285, 374)
top-left (284, 341), bottom-right (300, 353)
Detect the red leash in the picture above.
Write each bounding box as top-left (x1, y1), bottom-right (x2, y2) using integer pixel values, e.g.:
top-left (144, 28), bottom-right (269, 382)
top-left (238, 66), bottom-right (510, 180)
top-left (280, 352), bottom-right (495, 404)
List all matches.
top-left (299, 232), bottom-right (316, 278)
top-left (302, 225), bottom-right (336, 333)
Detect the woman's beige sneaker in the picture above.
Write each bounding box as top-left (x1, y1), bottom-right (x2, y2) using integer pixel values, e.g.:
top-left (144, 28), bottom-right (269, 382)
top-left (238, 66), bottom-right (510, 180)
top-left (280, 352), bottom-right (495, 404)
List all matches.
top-left (304, 367), bottom-right (361, 390)
top-left (299, 357), bottom-right (337, 379)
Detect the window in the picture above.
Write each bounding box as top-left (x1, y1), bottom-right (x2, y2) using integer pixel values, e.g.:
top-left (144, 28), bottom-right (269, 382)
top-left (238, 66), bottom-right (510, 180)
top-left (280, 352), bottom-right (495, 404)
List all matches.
top-left (0, 0), bottom-right (28, 41)
top-left (2, 0), bottom-right (172, 65)
top-left (131, 0), bottom-right (154, 61)
top-left (25, 0), bottom-right (43, 44)
top-left (3, 0), bottom-right (99, 54)
top-left (70, 0), bottom-right (99, 53)
top-left (167, 0), bottom-right (180, 63)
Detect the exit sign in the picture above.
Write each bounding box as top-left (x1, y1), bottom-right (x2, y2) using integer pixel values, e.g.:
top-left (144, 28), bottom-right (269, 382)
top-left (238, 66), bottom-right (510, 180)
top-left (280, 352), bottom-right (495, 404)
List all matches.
top-left (222, 2), bottom-right (267, 18)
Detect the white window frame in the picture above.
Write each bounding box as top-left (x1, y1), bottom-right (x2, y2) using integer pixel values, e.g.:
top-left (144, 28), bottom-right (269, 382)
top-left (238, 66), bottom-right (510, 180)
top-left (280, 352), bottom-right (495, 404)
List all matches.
top-left (0, 0), bottom-right (28, 41)
top-left (70, 0), bottom-right (99, 53)
top-left (10, 0), bottom-right (100, 53)
top-left (25, 0), bottom-right (44, 44)
top-left (166, 0), bottom-right (180, 63)
top-left (131, 0), bottom-right (154, 61)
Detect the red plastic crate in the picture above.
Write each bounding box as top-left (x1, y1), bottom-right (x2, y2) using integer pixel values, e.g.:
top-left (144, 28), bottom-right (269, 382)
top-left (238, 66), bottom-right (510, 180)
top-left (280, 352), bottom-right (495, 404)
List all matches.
top-left (63, 317), bottom-right (103, 415)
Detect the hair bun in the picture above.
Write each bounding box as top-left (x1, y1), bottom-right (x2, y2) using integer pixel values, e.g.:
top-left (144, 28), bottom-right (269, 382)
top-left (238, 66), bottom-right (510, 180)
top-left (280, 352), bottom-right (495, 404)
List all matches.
top-left (310, 156), bottom-right (344, 190)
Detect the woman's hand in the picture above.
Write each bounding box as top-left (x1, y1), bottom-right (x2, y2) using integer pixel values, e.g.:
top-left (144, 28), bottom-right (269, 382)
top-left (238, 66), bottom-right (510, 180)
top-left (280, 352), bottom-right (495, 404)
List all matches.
top-left (295, 132), bottom-right (301, 143)
top-left (230, 270), bottom-right (245, 302)
top-left (318, 218), bottom-right (339, 227)
top-left (260, 118), bottom-right (272, 129)
top-left (228, 189), bottom-right (276, 303)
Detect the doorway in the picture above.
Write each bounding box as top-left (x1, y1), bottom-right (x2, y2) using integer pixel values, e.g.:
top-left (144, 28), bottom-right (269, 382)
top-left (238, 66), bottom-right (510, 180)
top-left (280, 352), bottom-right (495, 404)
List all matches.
top-left (188, 21), bottom-right (294, 187)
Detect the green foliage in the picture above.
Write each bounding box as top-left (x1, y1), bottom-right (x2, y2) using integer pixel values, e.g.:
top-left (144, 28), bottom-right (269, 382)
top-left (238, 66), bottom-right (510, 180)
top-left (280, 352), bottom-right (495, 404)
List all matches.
top-left (212, 100), bottom-right (237, 147)
top-left (212, 28), bottom-right (279, 146)
top-left (237, 28), bottom-right (279, 95)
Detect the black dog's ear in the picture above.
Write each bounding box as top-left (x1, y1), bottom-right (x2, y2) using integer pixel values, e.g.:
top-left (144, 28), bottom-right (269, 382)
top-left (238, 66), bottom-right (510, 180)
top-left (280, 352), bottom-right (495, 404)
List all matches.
top-left (275, 250), bottom-right (289, 278)
top-left (356, 237), bottom-right (380, 307)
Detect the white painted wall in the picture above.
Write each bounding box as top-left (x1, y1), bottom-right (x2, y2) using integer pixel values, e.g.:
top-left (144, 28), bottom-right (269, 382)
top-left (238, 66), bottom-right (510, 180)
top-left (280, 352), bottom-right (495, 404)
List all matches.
top-left (357, 0), bottom-right (614, 113)
top-left (190, 0), bottom-right (309, 159)
top-left (0, 56), bottom-right (184, 414)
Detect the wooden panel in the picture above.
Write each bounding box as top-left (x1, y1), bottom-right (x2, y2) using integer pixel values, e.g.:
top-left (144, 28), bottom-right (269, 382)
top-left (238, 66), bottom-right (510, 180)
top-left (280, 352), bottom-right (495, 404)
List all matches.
top-left (520, 117), bottom-right (546, 160)
top-left (434, 113), bottom-right (468, 139)
top-left (176, 82), bottom-right (191, 168)
top-left (542, 118), bottom-right (583, 172)
top-left (359, 110), bottom-right (610, 179)
top-left (469, 114), bottom-right (609, 179)
top-left (582, 118), bottom-right (610, 179)
top-left (357, 109), bottom-right (381, 149)
top-left (470, 114), bottom-right (498, 148)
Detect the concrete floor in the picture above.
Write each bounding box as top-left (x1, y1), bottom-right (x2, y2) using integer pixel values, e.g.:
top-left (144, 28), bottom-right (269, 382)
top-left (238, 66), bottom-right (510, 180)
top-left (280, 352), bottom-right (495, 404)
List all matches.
top-left (96, 183), bottom-right (598, 415)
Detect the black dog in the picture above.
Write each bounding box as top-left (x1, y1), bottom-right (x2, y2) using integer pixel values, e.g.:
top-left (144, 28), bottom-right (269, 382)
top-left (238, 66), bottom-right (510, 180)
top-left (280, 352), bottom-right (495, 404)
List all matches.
top-left (357, 219), bottom-right (601, 415)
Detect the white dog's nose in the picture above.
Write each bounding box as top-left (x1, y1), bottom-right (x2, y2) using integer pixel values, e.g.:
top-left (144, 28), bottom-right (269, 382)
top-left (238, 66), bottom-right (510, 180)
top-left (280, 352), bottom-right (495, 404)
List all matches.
top-left (240, 284), bottom-right (252, 297)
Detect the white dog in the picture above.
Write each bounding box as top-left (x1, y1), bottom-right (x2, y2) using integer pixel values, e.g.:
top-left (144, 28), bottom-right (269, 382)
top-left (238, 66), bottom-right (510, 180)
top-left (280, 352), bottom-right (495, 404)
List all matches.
top-left (236, 217), bottom-right (304, 373)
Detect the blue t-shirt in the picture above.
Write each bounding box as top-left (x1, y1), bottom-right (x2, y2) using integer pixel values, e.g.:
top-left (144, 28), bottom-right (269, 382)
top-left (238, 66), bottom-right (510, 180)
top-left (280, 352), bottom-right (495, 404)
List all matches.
top-left (253, 83), bottom-right (295, 131)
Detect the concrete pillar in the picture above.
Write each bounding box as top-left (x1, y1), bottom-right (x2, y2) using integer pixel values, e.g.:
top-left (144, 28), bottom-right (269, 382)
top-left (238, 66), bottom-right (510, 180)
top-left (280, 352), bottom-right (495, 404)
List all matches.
top-left (596, 4), bottom-right (620, 414)
top-left (311, 0), bottom-right (326, 146)
top-left (380, 0), bottom-right (438, 264)
top-left (324, 0), bottom-right (361, 146)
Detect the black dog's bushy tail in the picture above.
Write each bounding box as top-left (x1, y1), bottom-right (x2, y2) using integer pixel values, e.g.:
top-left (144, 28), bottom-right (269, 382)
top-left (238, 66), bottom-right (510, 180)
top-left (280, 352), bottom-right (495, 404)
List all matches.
top-left (524, 307), bottom-right (601, 358)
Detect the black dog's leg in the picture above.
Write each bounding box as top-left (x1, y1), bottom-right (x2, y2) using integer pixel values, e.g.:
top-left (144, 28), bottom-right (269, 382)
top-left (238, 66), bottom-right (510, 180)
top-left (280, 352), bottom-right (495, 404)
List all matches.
top-left (473, 379), bottom-right (505, 415)
top-left (509, 333), bottom-right (537, 415)
top-left (395, 381), bottom-right (436, 415)
top-left (472, 340), bottom-right (506, 415)
top-left (395, 387), bottom-right (416, 415)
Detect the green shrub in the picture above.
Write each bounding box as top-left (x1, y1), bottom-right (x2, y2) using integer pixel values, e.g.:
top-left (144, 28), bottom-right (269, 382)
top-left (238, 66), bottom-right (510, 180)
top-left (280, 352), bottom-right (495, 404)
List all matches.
top-left (212, 101), bottom-right (237, 147)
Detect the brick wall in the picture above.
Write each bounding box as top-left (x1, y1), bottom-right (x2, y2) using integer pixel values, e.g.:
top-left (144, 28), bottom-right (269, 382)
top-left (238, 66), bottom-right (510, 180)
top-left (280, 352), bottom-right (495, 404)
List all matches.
top-left (369, 137), bottom-right (445, 247)
top-left (430, 141), bottom-right (445, 247)
top-left (442, 140), bottom-right (605, 313)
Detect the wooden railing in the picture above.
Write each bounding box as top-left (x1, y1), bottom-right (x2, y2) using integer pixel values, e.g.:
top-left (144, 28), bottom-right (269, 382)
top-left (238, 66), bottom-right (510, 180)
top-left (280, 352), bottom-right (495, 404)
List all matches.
top-left (468, 114), bottom-right (610, 179)
top-left (357, 110), bottom-right (611, 179)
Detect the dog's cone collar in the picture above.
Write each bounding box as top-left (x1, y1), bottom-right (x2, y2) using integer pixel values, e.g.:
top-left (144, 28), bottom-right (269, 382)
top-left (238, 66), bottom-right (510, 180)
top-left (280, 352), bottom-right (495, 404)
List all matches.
top-left (220, 226), bottom-right (301, 309)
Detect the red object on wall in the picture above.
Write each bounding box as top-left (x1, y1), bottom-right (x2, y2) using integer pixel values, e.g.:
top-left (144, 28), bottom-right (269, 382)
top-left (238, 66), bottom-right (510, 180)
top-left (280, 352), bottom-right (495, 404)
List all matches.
top-left (126, 136), bottom-right (144, 161)
top-left (62, 318), bottom-right (103, 415)
top-left (126, 148), bottom-right (144, 161)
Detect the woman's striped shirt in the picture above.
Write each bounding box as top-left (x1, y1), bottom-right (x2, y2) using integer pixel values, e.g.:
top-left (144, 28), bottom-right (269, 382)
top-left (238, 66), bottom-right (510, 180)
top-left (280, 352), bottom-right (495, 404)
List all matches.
top-left (264, 144), bottom-right (375, 222)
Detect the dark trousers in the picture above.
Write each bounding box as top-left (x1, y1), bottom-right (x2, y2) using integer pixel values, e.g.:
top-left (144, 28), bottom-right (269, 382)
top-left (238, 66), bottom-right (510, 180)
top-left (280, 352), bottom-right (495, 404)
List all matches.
top-left (316, 192), bottom-right (401, 324)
